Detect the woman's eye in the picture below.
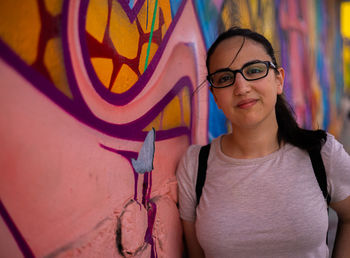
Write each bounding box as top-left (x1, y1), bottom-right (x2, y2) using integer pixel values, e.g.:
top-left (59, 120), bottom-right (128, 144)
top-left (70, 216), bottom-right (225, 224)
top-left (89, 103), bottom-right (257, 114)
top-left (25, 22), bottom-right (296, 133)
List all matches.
top-left (246, 67), bottom-right (263, 74)
top-left (218, 74), bottom-right (233, 83)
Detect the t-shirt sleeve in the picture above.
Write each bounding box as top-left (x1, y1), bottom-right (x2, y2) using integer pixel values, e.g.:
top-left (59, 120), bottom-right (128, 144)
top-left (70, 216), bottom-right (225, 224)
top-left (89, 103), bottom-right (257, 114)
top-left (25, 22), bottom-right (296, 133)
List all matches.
top-left (322, 133), bottom-right (350, 203)
top-left (176, 145), bottom-right (201, 222)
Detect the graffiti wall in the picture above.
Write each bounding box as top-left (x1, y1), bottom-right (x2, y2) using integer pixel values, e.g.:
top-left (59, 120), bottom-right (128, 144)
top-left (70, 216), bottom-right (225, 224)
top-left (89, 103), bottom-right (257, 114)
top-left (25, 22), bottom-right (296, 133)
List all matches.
top-left (0, 0), bottom-right (347, 257)
top-left (0, 0), bottom-right (208, 257)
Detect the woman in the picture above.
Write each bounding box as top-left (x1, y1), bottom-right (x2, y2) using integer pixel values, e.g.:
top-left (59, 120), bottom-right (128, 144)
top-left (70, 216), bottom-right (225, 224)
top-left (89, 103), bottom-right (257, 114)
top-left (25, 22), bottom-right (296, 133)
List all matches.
top-left (176, 27), bottom-right (350, 258)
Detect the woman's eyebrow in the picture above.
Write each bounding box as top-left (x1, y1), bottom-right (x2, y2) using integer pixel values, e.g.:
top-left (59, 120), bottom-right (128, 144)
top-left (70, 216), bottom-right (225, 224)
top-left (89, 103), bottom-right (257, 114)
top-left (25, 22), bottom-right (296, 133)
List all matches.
top-left (240, 59), bottom-right (264, 67)
top-left (211, 59), bottom-right (263, 74)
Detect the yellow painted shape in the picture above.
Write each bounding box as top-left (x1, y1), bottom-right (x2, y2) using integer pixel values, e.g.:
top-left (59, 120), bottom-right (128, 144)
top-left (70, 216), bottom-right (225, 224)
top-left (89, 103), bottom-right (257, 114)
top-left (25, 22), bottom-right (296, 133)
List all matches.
top-left (221, 4), bottom-right (232, 31)
top-left (44, 38), bottom-right (72, 98)
top-left (239, 0), bottom-right (251, 29)
top-left (139, 0), bottom-right (172, 34)
top-left (110, 1), bottom-right (139, 59)
top-left (91, 58), bottom-right (113, 88)
top-left (144, 114), bottom-right (162, 132)
top-left (162, 96), bottom-right (182, 130)
top-left (249, 0), bottom-right (258, 21)
top-left (181, 88), bottom-right (191, 127)
top-left (341, 2), bottom-right (350, 38)
top-left (344, 45), bottom-right (350, 91)
top-left (307, 1), bottom-right (316, 50)
top-left (261, 3), bottom-right (275, 43)
top-left (86, 0), bottom-right (108, 43)
top-left (158, 0), bottom-right (172, 34)
top-left (0, 0), bottom-right (40, 64)
top-left (44, 0), bottom-right (62, 16)
top-left (162, 23), bottom-right (167, 39)
top-left (139, 42), bottom-right (158, 73)
top-left (237, 0), bottom-right (275, 38)
top-left (111, 64), bottom-right (138, 93)
top-left (139, 0), bottom-right (159, 34)
top-left (144, 87), bottom-right (191, 132)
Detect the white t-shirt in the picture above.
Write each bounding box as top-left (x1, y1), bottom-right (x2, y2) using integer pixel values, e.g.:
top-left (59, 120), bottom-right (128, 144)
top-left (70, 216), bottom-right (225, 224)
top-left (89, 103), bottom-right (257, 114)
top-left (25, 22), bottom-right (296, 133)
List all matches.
top-left (176, 133), bottom-right (350, 258)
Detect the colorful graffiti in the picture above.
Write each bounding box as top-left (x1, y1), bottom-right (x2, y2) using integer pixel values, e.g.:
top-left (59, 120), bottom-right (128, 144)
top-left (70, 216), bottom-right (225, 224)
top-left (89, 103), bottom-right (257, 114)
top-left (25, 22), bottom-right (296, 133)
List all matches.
top-left (0, 0), bottom-right (208, 257)
top-left (0, 0), bottom-right (347, 257)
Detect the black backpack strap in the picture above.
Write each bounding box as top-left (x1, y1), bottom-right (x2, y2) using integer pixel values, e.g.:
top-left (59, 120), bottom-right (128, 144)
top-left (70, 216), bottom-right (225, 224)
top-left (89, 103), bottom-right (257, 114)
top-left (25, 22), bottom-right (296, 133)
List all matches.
top-left (196, 144), bottom-right (211, 206)
top-left (308, 148), bottom-right (331, 206)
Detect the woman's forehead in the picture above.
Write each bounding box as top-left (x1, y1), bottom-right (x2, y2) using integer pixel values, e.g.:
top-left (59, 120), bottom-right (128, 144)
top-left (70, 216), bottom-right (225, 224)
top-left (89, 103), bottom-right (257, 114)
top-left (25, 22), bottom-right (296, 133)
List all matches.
top-left (210, 37), bottom-right (269, 70)
top-left (215, 37), bottom-right (267, 58)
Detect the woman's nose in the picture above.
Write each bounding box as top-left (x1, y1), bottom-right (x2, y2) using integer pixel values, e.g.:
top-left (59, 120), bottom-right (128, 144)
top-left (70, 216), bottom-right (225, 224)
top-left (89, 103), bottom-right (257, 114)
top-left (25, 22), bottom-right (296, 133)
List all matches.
top-left (233, 72), bottom-right (251, 95)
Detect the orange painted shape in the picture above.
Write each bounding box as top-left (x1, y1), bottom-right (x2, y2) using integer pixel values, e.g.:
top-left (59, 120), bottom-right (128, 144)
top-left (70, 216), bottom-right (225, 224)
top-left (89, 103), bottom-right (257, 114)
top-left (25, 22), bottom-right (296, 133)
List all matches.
top-left (91, 57), bottom-right (113, 88)
top-left (0, 0), bottom-right (41, 64)
top-left (111, 64), bottom-right (138, 93)
top-left (110, 1), bottom-right (139, 59)
top-left (86, 0), bottom-right (109, 43)
top-left (139, 42), bottom-right (158, 73)
top-left (139, 0), bottom-right (160, 34)
top-left (44, 0), bottom-right (63, 17)
top-left (138, 0), bottom-right (172, 35)
top-left (158, 0), bottom-right (172, 31)
top-left (162, 24), bottom-right (167, 39)
top-left (44, 38), bottom-right (72, 98)
top-left (91, 57), bottom-right (113, 89)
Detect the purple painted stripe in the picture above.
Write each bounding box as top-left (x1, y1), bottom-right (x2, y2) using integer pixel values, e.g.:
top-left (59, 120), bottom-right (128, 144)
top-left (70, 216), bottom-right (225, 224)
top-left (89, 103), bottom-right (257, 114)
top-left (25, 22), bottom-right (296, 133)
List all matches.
top-left (0, 200), bottom-right (35, 257)
top-left (118, 0), bottom-right (146, 23)
top-left (61, 0), bottom-right (90, 106)
top-left (0, 37), bottom-right (191, 141)
top-left (142, 173), bottom-right (149, 206)
top-left (99, 143), bottom-right (137, 160)
top-left (134, 172), bottom-right (139, 201)
top-left (99, 143), bottom-right (142, 206)
top-left (146, 171), bottom-right (152, 205)
top-left (145, 201), bottom-right (157, 256)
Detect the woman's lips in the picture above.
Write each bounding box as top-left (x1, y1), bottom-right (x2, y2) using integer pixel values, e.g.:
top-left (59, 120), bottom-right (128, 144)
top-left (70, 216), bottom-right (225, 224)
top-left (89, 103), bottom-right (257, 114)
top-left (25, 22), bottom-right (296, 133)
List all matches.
top-left (236, 99), bottom-right (258, 109)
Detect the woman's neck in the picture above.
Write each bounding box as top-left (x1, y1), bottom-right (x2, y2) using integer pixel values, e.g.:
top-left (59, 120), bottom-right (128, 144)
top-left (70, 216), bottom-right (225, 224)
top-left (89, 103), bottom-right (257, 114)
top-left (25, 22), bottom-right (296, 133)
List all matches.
top-left (221, 121), bottom-right (280, 159)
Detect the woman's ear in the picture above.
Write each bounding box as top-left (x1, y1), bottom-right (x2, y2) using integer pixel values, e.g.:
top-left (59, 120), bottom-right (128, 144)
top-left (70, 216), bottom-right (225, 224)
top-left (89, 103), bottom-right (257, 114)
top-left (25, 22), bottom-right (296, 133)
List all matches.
top-left (276, 67), bottom-right (285, 94)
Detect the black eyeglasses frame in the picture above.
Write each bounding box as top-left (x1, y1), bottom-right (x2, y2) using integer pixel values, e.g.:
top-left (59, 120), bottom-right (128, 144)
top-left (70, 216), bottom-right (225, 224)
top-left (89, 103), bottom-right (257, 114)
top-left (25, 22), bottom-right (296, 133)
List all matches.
top-left (207, 60), bottom-right (278, 89)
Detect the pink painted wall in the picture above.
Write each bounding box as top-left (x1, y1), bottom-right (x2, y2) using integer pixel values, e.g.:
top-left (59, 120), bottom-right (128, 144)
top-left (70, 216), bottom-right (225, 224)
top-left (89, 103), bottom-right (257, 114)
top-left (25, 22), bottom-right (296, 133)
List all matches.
top-left (0, 0), bottom-right (208, 257)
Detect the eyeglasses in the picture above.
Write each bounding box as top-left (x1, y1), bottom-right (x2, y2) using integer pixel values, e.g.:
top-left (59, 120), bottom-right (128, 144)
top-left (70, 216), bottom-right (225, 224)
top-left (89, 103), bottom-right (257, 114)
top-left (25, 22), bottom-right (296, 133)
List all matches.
top-left (207, 60), bottom-right (277, 89)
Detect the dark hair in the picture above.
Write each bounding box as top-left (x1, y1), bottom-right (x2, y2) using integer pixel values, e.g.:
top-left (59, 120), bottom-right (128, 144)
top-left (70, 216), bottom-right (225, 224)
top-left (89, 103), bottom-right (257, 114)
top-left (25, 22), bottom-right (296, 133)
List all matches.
top-left (206, 27), bottom-right (326, 151)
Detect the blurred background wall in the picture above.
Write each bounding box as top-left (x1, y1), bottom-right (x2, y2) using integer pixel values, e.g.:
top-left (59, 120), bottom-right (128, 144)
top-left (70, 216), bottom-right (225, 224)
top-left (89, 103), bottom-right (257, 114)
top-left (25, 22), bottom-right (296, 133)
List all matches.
top-left (204, 0), bottom-right (350, 146)
top-left (0, 0), bottom-right (349, 257)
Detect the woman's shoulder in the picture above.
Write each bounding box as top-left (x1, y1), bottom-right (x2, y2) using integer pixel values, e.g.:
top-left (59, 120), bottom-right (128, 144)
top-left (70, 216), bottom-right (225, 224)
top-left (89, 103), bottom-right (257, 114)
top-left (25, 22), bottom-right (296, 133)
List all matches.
top-left (177, 144), bottom-right (203, 173)
top-left (182, 144), bottom-right (202, 161)
top-left (321, 132), bottom-right (350, 173)
top-left (176, 137), bottom-right (221, 177)
top-left (322, 132), bottom-right (344, 155)
top-left (322, 133), bottom-right (350, 202)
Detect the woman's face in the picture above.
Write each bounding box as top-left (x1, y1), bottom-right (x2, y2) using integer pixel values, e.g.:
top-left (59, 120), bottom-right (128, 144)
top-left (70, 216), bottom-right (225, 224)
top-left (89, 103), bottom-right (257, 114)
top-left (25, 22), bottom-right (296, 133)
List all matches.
top-left (208, 36), bottom-right (285, 130)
